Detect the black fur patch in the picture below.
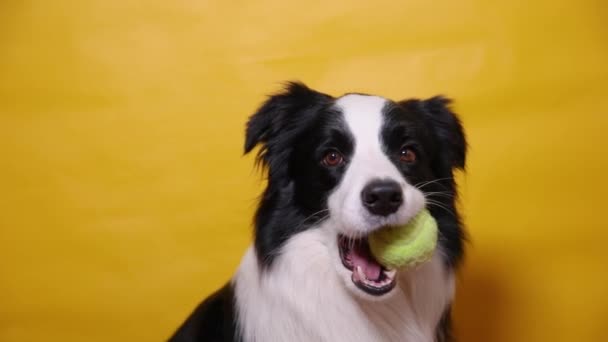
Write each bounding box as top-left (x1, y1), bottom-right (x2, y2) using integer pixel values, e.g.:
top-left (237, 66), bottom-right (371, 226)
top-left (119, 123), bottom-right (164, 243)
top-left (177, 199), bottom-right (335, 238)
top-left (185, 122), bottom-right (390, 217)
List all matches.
top-left (168, 283), bottom-right (239, 342)
top-left (436, 306), bottom-right (455, 342)
top-left (394, 97), bottom-right (468, 266)
top-left (244, 82), bottom-right (350, 267)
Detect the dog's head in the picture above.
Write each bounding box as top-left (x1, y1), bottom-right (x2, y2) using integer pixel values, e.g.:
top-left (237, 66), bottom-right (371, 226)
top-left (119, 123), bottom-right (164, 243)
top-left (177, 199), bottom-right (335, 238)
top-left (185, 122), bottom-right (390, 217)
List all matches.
top-left (245, 82), bottom-right (466, 298)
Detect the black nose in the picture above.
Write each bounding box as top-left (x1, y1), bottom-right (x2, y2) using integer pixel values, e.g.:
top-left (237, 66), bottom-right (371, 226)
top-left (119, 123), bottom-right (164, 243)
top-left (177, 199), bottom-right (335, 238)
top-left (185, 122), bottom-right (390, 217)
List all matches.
top-left (361, 180), bottom-right (403, 216)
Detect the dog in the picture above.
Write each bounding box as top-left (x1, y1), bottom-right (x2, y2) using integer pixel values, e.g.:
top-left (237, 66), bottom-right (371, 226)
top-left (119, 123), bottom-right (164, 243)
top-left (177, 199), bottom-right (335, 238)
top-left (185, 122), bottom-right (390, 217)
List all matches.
top-left (169, 82), bottom-right (467, 342)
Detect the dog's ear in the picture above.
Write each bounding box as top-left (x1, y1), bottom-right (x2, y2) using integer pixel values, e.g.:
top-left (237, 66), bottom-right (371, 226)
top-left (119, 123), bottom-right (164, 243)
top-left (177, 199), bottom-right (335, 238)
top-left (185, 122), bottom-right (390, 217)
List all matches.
top-left (244, 82), bottom-right (332, 168)
top-left (400, 96), bottom-right (467, 170)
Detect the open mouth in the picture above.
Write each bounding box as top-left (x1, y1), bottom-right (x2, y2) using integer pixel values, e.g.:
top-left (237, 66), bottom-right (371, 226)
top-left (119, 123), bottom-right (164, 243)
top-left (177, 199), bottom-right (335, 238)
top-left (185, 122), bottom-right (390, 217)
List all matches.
top-left (338, 235), bottom-right (397, 296)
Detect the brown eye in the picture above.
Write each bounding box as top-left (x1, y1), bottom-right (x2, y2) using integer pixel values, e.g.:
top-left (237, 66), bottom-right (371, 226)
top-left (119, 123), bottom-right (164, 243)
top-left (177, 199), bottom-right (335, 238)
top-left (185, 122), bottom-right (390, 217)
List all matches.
top-left (322, 150), bottom-right (344, 167)
top-left (399, 147), bottom-right (416, 163)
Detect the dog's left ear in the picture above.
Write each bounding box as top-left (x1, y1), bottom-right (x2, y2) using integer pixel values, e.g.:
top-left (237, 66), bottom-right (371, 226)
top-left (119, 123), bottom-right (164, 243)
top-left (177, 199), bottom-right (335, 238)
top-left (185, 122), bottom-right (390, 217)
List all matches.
top-left (400, 96), bottom-right (467, 170)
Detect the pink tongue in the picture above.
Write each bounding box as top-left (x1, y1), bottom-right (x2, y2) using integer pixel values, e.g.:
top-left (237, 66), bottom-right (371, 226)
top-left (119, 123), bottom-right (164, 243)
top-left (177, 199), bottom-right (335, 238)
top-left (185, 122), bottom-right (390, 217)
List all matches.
top-left (350, 243), bottom-right (382, 281)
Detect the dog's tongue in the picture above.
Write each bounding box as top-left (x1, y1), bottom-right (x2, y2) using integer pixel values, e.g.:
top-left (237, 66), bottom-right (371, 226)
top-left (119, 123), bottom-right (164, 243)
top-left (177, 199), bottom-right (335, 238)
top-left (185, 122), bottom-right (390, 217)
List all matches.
top-left (350, 242), bottom-right (382, 281)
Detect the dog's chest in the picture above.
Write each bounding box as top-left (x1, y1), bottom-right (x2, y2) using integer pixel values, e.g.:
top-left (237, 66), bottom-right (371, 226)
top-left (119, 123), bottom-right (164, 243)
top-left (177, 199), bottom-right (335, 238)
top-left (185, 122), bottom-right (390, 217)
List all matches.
top-left (233, 243), bottom-right (453, 342)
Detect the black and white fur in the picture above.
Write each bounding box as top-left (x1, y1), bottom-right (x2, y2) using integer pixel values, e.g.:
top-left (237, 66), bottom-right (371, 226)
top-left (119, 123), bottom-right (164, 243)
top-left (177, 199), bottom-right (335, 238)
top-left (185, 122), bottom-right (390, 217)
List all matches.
top-left (170, 82), bottom-right (467, 342)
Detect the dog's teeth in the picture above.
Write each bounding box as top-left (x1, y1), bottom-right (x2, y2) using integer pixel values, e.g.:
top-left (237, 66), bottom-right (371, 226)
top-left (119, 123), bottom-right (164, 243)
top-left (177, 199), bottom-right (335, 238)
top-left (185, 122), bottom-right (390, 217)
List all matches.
top-left (356, 266), bottom-right (366, 281)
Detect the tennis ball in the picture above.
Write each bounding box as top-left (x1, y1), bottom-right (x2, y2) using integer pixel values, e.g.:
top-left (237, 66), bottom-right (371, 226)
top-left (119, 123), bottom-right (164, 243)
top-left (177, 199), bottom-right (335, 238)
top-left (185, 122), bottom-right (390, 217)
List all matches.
top-left (369, 209), bottom-right (438, 269)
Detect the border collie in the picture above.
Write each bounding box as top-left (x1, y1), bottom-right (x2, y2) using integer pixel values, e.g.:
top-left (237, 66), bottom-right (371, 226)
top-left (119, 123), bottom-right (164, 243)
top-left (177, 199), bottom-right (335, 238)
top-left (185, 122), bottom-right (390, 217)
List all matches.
top-left (170, 82), bottom-right (467, 342)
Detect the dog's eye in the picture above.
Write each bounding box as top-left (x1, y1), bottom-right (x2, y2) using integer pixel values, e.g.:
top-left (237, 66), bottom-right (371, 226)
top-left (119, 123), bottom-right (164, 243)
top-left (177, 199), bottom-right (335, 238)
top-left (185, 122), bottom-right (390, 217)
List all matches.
top-left (399, 147), bottom-right (417, 163)
top-left (321, 150), bottom-right (344, 167)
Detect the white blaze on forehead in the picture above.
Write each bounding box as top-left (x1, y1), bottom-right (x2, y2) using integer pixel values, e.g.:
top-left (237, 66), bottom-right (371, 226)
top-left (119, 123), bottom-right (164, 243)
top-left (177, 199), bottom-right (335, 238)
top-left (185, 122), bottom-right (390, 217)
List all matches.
top-left (335, 94), bottom-right (388, 152)
top-left (334, 94), bottom-right (400, 181)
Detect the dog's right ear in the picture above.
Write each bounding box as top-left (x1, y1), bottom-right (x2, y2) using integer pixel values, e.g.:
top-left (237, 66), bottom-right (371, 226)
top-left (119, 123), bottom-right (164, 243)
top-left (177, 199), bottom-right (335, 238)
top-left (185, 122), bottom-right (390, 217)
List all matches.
top-left (244, 82), bottom-right (332, 167)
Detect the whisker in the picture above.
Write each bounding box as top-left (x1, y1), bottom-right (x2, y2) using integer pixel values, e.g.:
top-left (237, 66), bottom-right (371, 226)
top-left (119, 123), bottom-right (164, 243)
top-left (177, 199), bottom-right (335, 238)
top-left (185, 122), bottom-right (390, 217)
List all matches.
top-left (269, 210), bottom-right (331, 246)
top-left (292, 209), bottom-right (330, 231)
top-left (426, 199), bottom-right (456, 217)
top-left (423, 191), bottom-right (455, 198)
top-left (414, 177), bottom-right (453, 187)
top-left (414, 177), bottom-right (454, 191)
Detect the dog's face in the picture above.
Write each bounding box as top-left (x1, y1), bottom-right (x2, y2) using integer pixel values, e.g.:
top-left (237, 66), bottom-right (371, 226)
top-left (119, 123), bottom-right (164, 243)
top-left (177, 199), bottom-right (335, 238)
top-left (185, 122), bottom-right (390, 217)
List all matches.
top-left (245, 82), bottom-right (466, 299)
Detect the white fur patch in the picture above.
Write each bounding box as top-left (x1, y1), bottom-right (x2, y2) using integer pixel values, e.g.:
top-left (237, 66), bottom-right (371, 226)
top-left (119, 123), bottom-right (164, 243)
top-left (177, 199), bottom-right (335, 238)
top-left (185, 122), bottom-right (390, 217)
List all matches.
top-left (234, 227), bottom-right (454, 342)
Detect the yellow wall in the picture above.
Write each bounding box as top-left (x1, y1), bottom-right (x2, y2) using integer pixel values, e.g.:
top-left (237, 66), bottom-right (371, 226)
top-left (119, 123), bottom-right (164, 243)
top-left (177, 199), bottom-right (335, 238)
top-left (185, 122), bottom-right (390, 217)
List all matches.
top-left (1, 1), bottom-right (607, 341)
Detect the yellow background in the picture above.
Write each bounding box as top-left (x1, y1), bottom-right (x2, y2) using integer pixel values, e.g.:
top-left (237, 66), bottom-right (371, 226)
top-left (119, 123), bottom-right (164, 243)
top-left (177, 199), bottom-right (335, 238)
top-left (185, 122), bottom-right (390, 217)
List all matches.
top-left (1, 1), bottom-right (607, 341)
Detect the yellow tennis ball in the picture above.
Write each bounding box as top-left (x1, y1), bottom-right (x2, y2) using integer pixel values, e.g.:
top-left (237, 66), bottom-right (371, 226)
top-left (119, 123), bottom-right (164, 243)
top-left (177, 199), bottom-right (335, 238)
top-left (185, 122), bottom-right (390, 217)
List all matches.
top-left (369, 209), bottom-right (438, 269)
